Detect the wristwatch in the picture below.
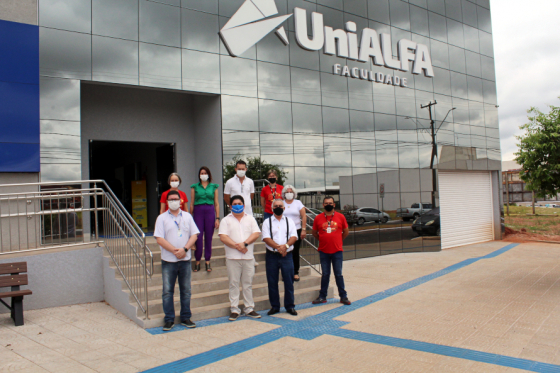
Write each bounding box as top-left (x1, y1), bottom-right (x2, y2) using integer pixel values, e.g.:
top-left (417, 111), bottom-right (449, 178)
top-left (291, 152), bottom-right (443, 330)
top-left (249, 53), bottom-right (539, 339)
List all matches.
top-left (285, 244), bottom-right (289, 249)
top-left (184, 246), bottom-right (189, 252)
top-left (244, 242), bottom-right (249, 247)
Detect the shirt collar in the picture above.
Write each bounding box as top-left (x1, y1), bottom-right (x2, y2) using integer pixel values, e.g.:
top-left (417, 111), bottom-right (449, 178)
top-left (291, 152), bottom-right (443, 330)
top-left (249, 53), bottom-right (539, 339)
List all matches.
top-left (168, 209), bottom-right (182, 218)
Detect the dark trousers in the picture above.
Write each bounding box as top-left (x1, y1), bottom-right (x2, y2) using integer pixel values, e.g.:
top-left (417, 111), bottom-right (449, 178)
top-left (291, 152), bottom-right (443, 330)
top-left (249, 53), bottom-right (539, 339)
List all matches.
top-left (265, 251), bottom-right (295, 310)
top-left (263, 212), bottom-right (273, 220)
top-left (292, 229), bottom-right (302, 275)
top-left (319, 251), bottom-right (347, 299)
top-left (162, 260), bottom-right (192, 323)
top-left (193, 204), bottom-right (215, 262)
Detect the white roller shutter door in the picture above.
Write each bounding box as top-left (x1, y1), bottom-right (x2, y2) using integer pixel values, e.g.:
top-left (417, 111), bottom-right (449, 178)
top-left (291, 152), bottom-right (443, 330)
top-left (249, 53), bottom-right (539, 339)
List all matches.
top-left (439, 171), bottom-right (494, 249)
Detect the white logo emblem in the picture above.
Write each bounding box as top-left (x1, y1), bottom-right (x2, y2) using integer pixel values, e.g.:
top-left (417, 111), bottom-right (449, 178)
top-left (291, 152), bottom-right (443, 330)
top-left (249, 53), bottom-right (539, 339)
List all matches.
top-left (220, 0), bottom-right (292, 57)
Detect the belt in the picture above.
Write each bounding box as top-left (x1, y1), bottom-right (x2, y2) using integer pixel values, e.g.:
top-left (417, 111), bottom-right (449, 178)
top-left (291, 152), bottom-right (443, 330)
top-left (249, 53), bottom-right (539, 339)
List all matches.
top-left (266, 250), bottom-right (292, 256)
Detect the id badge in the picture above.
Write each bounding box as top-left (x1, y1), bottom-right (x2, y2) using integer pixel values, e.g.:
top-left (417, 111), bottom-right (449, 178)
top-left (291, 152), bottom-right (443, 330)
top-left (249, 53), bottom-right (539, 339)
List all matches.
top-left (177, 229), bottom-right (183, 238)
top-left (326, 227), bottom-right (332, 234)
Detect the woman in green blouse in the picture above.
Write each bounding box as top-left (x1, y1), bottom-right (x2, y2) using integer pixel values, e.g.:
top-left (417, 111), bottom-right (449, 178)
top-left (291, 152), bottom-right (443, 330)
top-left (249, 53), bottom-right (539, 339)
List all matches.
top-left (190, 166), bottom-right (220, 272)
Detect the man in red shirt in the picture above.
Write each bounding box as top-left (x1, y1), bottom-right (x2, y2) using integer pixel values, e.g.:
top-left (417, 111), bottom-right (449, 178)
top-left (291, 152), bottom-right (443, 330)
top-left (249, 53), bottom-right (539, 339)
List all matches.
top-left (311, 196), bottom-right (351, 305)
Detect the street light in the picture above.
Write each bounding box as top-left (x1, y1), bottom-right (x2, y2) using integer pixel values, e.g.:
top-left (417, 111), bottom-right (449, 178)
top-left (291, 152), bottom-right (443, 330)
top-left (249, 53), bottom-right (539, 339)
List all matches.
top-left (420, 101), bottom-right (456, 208)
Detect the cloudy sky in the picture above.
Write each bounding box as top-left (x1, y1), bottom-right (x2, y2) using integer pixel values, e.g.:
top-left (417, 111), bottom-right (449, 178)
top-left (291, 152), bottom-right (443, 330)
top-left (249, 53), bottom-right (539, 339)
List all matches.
top-left (493, 0), bottom-right (560, 161)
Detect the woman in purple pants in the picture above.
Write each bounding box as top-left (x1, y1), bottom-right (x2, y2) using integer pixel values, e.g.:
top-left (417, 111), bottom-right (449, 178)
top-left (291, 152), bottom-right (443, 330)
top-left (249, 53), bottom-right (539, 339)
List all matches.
top-left (190, 167), bottom-right (220, 272)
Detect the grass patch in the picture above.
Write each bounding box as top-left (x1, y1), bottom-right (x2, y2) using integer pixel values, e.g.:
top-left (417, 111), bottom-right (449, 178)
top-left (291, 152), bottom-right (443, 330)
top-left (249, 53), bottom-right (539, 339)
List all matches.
top-left (504, 205), bottom-right (560, 236)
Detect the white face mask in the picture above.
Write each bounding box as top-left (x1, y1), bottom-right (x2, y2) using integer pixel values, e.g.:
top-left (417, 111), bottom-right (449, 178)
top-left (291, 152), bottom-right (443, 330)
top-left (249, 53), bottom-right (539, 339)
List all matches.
top-left (236, 170), bottom-right (246, 178)
top-left (170, 181), bottom-right (180, 188)
top-left (200, 175), bottom-right (209, 182)
top-left (168, 200), bottom-right (181, 211)
top-left (285, 193), bottom-right (294, 200)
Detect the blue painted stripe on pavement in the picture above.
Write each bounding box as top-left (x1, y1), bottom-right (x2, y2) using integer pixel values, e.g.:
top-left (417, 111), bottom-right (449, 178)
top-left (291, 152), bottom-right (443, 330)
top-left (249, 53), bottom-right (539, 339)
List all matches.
top-left (328, 328), bottom-right (560, 373)
top-left (143, 332), bottom-right (285, 373)
top-left (143, 243), bottom-right (530, 372)
top-left (317, 243), bottom-right (519, 321)
top-left (145, 298), bottom-right (339, 335)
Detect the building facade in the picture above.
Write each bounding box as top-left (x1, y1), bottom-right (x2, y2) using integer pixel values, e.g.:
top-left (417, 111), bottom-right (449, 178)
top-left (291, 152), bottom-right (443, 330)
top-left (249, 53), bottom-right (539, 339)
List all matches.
top-left (0, 0), bottom-right (502, 256)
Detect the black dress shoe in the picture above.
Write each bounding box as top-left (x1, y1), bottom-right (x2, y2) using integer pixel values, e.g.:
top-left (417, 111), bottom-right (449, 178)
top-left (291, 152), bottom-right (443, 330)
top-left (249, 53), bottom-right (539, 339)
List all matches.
top-left (162, 322), bottom-right (174, 331)
top-left (267, 308), bottom-right (280, 316)
top-left (286, 308), bottom-right (298, 316)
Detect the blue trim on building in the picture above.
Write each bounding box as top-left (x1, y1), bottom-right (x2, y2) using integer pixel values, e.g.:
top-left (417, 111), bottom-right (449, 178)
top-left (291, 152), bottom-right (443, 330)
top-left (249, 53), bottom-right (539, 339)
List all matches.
top-left (0, 19), bottom-right (40, 173)
top-left (139, 244), bottom-right (560, 373)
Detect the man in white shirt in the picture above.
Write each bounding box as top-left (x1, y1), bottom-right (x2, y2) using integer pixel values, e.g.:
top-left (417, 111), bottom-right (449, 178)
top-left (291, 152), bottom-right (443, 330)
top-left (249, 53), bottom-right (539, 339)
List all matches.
top-left (218, 195), bottom-right (262, 321)
top-left (224, 160), bottom-right (255, 216)
top-left (261, 199), bottom-right (298, 316)
top-left (154, 190), bottom-right (199, 331)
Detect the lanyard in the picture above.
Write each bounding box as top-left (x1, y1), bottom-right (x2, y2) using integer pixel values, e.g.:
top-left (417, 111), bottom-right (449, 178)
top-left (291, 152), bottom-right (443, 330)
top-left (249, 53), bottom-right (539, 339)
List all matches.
top-left (324, 213), bottom-right (334, 226)
top-left (170, 211), bottom-right (182, 230)
top-left (270, 184), bottom-right (277, 198)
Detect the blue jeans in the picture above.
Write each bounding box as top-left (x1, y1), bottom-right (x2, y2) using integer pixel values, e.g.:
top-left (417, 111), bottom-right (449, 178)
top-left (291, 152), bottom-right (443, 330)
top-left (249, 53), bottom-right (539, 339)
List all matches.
top-left (265, 251), bottom-right (295, 310)
top-left (264, 212), bottom-right (273, 220)
top-left (319, 251), bottom-right (347, 299)
top-left (162, 260), bottom-right (192, 323)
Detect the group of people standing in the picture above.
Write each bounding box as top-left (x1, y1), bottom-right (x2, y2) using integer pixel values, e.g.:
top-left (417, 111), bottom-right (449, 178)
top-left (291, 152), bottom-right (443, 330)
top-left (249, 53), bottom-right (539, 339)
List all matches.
top-left (153, 160), bottom-right (351, 331)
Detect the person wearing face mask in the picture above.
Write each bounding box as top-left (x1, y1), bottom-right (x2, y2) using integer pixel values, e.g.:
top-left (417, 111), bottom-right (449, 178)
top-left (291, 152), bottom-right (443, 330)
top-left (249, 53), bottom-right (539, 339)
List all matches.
top-left (260, 170), bottom-right (283, 220)
top-left (281, 185), bottom-right (307, 282)
top-left (160, 173), bottom-right (188, 214)
top-left (218, 195), bottom-right (262, 321)
top-left (261, 199), bottom-right (298, 316)
top-left (224, 160), bottom-right (255, 216)
top-left (190, 167), bottom-right (220, 273)
top-left (312, 196), bottom-right (351, 306)
top-left (154, 190), bottom-right (200, 331)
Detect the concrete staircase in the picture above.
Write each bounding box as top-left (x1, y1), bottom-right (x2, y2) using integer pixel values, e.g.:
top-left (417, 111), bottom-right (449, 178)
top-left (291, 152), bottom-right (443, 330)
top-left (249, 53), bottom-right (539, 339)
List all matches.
top-left (103, 235), bottom-right (332, 329)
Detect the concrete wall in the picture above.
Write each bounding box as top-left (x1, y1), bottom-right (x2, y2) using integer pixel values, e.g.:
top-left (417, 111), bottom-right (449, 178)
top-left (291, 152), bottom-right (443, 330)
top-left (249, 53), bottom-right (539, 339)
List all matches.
top-left (0, 0), bottom-right (37, 25)
top-left (0, 246), bottom-right (104, 313)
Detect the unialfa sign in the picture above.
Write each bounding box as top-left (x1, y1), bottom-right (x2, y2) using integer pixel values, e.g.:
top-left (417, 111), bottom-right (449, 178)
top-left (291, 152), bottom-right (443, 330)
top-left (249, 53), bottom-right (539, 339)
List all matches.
top-left (219, 0), bottom-right (435, 83)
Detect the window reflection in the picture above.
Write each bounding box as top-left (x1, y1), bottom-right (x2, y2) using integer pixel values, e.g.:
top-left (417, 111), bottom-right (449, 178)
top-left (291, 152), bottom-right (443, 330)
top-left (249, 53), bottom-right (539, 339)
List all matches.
top-left (181, 9), bottom-right (220, 53)
top-left (139, 43), bottom-right (181, 90)
top-left (221, 96), bottom-right (258, 131)
top-left (39, 0), bottom-right (91, 33)
top-left (40, 28), bottom-right (91, 80)
top-left (222, 130), bottom-right (259, 162)
top-left (293, 103), bottom-right (323, 133)
top-left (182, 50), bottom-right (220, 94)
top-left (291, 68), bottom-right (321, 106)
top-left (294, 134), bottom-right (324, 167)
top-left (294, 167), bottom-right (325, 189)
top-left (40, 77), bottom-right (80, 121)
top-left (258, 62), bottom-right (291, 102)
top-left (259, 99), bottom-right (292, 133)
top-left (321, 73), bottom-right (349, 109)
top-left (92, 36), bottom-right (138, 86)
top-left (93, 0), bottom-right (138, 40)
top-left (220, 56), bottom-right (257, 97)
top-left (139, 0), bottom-right (181, 47)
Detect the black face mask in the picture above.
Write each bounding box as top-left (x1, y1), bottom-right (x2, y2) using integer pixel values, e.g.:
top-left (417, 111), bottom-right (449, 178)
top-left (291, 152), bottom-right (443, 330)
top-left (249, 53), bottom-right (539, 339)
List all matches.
top-left (324, 205), bottom-right (334, 212)
top-left (268, 177), bottom-right (277, 184)
top-left (273, 207), bottom-right (284, 216)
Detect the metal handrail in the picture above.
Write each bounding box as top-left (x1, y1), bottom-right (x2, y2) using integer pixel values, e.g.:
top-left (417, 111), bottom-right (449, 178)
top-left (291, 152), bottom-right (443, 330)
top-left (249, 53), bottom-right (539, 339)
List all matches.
top-left (0, 180), bottom-right (153, 319)
top-left (301, 207), bottom-right (321, 274)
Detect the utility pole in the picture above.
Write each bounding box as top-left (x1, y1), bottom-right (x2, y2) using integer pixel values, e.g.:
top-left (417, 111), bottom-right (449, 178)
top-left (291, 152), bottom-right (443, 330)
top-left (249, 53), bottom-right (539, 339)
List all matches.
top-left (421, 100), bottom-right (438, 208)
top-left (505, 172), bottom-right (510, 216)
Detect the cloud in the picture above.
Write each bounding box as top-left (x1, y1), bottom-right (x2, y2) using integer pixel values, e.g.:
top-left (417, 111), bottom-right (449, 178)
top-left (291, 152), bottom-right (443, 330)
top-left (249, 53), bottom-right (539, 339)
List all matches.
top-left (493, 0), bottom-right (560, 160)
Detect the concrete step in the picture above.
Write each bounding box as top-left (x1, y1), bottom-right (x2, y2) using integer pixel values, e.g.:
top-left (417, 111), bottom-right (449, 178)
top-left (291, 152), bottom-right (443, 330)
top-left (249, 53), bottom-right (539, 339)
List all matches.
top-left (141, 285), bottom-right (334, 329)
top-left (110, 250), bottom-right (268, 276)
top-left (123, 267), bottom-right (313, 300)
top-left (137, 275), bottom-right (322, 317)
top-left (146, 241), bottom-right (267, 260)
top-left (146, 235), bottom-right (223, 247)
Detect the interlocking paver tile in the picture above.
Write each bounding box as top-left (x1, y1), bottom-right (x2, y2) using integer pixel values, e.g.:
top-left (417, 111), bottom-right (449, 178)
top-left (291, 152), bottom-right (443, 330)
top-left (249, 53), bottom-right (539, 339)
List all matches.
top-left (2, 242), bottom-right (560, 372)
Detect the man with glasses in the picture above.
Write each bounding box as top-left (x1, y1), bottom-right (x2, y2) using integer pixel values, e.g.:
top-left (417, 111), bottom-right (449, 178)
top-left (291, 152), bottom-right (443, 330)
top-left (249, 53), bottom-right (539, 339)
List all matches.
top-left (154, 190), bottom-right (199, 331)
top-left (218, 195), bottom-right (262, 321)
top-left (224, 160), bottom-right (255, 216)
top-left (311, 196), bottom-right (351, 306)
top-left (261, 199), bottom-right (298, 316)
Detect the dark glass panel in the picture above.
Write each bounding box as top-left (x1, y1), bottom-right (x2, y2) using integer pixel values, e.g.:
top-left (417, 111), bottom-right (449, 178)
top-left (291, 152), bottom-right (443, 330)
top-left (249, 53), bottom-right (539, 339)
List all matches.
top-left (40, 28), bottom-right (91, 80)
top-left (390, 0), bottom-right (410, 31)
top-left (39, 0), bottom-right (91, 33)
top-left (293, 103), bottom-right (323, 133)
top-left (182, 9), bottom-right (220, 53)
top-left (321, 73), bottom-right (349, 109)
top-left (139, 43), bottom-right (181, 89)
top-left (182, 49), bottom-right (220, 94)
top-left (220, 55), bottom-right (257, 97)
top-left (221, 96), bottom-right (258, 131)
top-left (93, 0), bottom-right (138, 40)
top-left (139, 0), bottom-right (181, 47)
top-left (410, 5), bottom-right (429, 37)
top-left (259, 99), bottom-right (293, 134)
top-left (92, 36), bottom-right (139, 86)
top-left (257, 62), bottom-right (291, 101)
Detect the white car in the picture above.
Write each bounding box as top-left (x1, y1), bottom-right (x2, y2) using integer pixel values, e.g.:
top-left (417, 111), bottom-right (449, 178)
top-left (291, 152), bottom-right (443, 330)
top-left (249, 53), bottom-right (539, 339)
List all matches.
top-left (353, 207), bottom-right (390, 224)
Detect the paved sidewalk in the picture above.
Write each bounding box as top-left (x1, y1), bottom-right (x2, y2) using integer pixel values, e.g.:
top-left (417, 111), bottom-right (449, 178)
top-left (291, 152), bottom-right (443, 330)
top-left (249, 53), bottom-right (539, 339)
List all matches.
top-left (1, 241), bottom-right (560, 372)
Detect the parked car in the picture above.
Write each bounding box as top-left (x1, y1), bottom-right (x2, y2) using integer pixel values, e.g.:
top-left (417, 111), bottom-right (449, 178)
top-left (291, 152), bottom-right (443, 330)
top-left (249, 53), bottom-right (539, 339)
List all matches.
top-left (397, 203), bottom-right (432, 221)
top-left (411, 207), bottom-right (440, 236)
top-left (352, 207), bottom-right (390, 224)
top-left (545, 204), bottom-right (559, 208)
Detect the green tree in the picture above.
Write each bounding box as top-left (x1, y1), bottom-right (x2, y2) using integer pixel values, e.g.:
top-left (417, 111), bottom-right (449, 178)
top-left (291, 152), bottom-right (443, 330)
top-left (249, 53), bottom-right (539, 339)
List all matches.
top-left (223, 155), bottom-right (288, 185)
top-left (515, 100), bottom-right (560, 198)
